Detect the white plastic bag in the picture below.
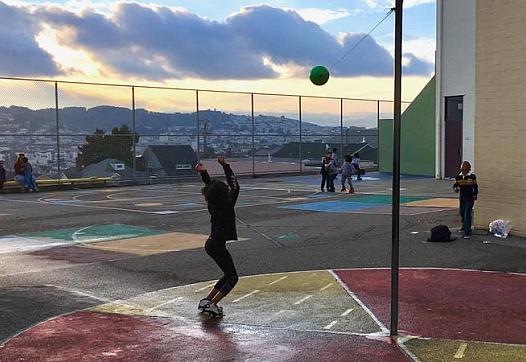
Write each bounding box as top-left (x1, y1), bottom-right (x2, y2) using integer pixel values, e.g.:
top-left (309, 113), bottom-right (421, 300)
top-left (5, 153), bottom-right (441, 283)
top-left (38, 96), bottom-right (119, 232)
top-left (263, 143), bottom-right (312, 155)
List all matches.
top-left (489, 219), bottom-right (512, 238)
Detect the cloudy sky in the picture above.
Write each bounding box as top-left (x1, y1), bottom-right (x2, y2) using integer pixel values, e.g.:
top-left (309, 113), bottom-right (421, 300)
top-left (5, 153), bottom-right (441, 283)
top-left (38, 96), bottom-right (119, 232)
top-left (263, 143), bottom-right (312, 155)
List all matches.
top-left (0, 0), bottom-right (435, 104)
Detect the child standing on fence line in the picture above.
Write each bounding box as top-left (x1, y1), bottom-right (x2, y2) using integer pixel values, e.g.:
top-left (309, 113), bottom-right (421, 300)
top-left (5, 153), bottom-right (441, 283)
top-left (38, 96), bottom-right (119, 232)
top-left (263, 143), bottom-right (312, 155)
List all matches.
top-left (340, 155), bottom-right (355, 194)
top-left (453, 161), bottom-right (478, 239)
top-left (195, 156), bottom-right (240, 318)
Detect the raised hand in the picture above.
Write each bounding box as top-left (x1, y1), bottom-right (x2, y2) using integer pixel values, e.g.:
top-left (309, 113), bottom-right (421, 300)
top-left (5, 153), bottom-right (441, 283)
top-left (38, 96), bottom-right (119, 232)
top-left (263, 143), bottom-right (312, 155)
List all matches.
top-left (195, 163), bottom-right (206, 173)
top-left (217, 156), bottom-right (227, 166)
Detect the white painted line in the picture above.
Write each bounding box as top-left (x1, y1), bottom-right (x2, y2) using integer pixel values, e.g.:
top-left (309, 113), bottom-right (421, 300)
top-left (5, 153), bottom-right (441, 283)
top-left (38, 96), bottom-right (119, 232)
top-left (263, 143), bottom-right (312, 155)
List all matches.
top-left (34, 197), bottom-right (174, 214)
top-left (271, 310), bottom-right (287, 318)
top-left (0, 235), bottom-right (67, 254)
top-left (153, 211), bottom-right (178, 215)
top-left (411, 231), bottom-right (419, 234)
top-left (330, 266), bottom-right (526, 277)
top-left (43, 284), bottom-right (112, 303)
top-left (134, 203), bottom-right (164, 207)
top-left (324, 321), bottom-right (338, 330)
top-left (454, 342), bottom-right (468, 359)
top-left (194, 283), bottom-right (216, 293)
top-left (319, 282), bottom-right (333, 291)
top-left (340, 308), bottom-right (354, 317)
top-left (148, 296), bottom-right (183, 312)
top-left (0, 214), bottom-right (11, 216)
top-left (394, 336), bottom-right (423, 362)
top-left (329, 270), bottom-right (388, 334)
top-left (243, 186), bottom-right (316, 193)
top-left (71, 225), bottom-right (93, 244)
top-left (73, 195), bottom-right (176, 204)
top-left (268, 275), bottom-right (288, 285)
top-left (232, 290), bottom-right (260, 303)
top-left (294, 295), bottom-right (313, 305)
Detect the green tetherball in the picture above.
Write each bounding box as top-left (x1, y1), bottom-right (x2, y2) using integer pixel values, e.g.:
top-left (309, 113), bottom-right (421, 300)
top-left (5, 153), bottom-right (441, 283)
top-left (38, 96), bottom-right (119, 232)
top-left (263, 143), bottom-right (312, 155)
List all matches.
top-left (309, 65), bottom-right (330, 86)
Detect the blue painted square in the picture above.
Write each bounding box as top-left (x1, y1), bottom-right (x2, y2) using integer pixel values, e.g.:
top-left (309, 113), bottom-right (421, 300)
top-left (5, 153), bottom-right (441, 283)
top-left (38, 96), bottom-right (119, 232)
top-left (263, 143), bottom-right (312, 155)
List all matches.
top-left (281, 200), bottom-right (377, 213)
top-left (306, 193), bottom-right (334, 199)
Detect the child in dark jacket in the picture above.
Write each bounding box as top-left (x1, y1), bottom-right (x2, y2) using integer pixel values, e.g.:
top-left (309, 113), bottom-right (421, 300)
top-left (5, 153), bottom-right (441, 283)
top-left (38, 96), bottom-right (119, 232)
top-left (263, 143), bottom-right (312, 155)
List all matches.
top-left (320, 156), bottom-right (330, 192)
top-left (196, 156), bottom-right (240, 317)
top-left (453, 161), bottom-right (478, 239)
top-left (325, 156), bottom-right (337, 192)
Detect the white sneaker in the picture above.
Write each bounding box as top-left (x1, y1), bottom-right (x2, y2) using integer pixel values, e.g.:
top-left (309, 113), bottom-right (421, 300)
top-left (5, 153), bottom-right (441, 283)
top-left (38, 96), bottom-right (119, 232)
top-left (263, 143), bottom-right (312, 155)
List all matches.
top-left (203, 302), bottom-right (223, 318)
top-left (198, 298), bottom-right (210, 311)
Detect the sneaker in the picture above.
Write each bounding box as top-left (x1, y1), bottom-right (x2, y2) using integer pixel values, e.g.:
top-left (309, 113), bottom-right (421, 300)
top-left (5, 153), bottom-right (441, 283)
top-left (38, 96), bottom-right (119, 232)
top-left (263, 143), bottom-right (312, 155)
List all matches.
top-left (348, 187), bottom-right (355, 194)
top-left (203, 302), bottom-right (223, 318)
top-left (463, 235), bottom-right (471, 239)
top-left (340, 187), bottom-right (346, 192)
top-left (198, 298), bottom-right (210, 311)
top-left (321, 188), bottom-right (325, 192)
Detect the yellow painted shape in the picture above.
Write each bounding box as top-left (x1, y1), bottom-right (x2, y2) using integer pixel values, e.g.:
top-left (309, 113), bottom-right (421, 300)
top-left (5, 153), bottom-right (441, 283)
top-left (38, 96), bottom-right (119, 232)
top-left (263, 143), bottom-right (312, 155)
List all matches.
top-left (227, 271), bottom-right (337, 295)
top-left (454, 342), bottom-right (468, 358)
top-left (405, 198), bottom-right (458, 208)
top-left (405, 338), bottom-right (526, 362)
top-left (95, 302), bottom-right (152, 316)
top-left (91, 271), bottom-right (381, 335)
top-left (84, 231), bottom-right (209, 255)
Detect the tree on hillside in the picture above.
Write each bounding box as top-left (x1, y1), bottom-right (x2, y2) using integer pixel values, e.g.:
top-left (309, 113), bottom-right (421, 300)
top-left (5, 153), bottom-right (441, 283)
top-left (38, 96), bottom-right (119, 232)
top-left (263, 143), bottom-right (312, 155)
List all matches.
top-left (76, 125), bottom-right (138, 168)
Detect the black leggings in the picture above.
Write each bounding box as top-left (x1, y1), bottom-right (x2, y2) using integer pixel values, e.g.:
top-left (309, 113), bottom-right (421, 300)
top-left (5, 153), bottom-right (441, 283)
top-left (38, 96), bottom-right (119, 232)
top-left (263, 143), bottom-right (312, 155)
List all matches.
top-left (205, 237), bottom-right (239, 296)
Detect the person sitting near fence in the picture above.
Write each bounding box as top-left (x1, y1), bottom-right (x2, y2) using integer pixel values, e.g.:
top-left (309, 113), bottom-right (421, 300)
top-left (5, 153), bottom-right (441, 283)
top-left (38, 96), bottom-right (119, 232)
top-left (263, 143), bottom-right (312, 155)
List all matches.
top-left (23, 157), bottom-right (37, 192)
top-left (0, 160), bottom-right (6, 191)
top-left (14, 153), bottom-right (26, 191)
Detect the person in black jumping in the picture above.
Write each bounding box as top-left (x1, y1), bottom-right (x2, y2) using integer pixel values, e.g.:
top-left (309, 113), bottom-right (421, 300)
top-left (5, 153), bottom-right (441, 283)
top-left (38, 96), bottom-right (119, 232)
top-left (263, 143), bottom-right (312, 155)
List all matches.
top-left (195, 156), bottom-right (239, 317)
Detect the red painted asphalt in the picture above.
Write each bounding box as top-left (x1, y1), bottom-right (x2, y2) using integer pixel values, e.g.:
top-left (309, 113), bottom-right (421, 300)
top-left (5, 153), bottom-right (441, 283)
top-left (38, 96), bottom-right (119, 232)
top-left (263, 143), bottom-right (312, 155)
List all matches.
top-left (0, 311), bottom-right (408, 361)
top-left (335, 268), bottom-right (526, 345)
top-left (1, 268), bottom-right (525, 360)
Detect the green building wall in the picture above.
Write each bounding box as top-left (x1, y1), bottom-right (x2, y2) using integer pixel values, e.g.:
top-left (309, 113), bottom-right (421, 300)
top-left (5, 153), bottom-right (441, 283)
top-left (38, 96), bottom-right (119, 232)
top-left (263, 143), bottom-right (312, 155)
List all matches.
top-left (379, 76), bottom-right (436, 176)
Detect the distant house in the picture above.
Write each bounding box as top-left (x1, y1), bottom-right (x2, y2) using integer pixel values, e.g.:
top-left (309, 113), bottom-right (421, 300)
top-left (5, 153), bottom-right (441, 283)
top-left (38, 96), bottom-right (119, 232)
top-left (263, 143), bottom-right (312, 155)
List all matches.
top-left (271, 142), bottom-right (378, 164)
top-left (80, 158), bottom-right (132, 178)
top-left (141, 145), bottom-right (197, 177)
top-left (253, 147), bottom-right (282, 157)
top-left (326, 129), bottom-right (379, 148)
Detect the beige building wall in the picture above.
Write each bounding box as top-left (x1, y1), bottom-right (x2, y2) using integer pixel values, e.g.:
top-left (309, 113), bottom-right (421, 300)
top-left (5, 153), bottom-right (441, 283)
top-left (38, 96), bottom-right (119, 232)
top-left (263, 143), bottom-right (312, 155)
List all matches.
top-left (475, 0), bottom-right (526, 236)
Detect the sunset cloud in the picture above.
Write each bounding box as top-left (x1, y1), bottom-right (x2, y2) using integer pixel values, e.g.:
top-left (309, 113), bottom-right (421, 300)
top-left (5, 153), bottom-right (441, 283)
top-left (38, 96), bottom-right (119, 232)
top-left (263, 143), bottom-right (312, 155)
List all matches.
top-left (0, 1), bottom-right (433, 80)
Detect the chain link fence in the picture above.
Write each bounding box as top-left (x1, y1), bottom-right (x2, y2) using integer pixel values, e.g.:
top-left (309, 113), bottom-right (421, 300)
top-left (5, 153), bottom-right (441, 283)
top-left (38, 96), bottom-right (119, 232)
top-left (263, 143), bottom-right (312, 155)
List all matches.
top-left (0, 76), bottom-right (410, 184)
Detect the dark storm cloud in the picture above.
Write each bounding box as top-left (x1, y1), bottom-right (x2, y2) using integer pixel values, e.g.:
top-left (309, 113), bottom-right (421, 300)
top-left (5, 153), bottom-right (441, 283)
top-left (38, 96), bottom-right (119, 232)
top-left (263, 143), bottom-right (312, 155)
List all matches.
top-left (0, 1), bottom-right (62, 76)
top-left (1, 2), bottom-right (433, 79)
top-left (402, 52), bottom-right (434, 75)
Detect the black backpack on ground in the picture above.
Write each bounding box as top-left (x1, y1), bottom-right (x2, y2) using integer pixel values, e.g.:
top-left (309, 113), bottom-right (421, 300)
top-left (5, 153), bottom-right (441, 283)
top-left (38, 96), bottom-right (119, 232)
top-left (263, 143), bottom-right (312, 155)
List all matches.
top-left (428, 225), bottom-right (456, 242)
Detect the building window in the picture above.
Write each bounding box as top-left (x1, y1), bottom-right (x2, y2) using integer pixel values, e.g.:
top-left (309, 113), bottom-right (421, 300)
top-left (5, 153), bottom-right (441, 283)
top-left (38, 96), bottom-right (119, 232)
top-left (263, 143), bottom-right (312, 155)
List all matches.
top-left (176, 164), bottom-right (192, 170)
